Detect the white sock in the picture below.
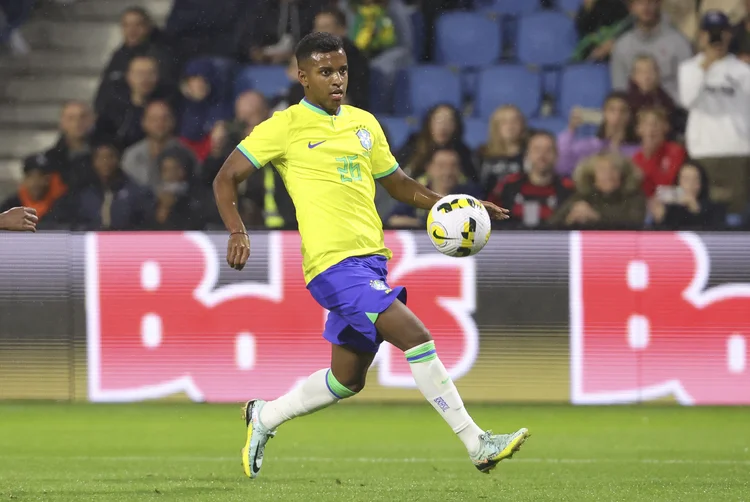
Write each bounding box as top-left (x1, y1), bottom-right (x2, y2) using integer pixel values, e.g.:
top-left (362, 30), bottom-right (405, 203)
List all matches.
top-left (258, 368), bottom-right (356, 430)
top-left (406, 341), bottom-right (484, 455)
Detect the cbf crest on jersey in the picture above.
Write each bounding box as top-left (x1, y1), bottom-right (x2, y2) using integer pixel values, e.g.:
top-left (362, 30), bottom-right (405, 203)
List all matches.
top-left (356, 127), bottom-right (373, 151)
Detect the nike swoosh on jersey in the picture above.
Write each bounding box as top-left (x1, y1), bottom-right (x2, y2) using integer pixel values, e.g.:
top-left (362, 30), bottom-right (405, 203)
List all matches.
top-left (308, 140), bottom-right (326, 149)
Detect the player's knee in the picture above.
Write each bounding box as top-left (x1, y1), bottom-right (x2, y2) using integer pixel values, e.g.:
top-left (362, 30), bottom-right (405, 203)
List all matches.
top-left (403, 327), bottom-right (432, 352)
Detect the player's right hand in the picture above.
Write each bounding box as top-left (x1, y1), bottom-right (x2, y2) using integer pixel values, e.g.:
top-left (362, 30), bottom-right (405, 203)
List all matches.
top-left (0, 207), bottom-right (38, 232)
top-left (227, 232), bottom-right (251, 271)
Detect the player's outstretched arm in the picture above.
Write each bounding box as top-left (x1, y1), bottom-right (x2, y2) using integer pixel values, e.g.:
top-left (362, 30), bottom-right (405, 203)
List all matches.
top-left (0, 207), bottom-right (38, 232)
top-left (213, 149), bottom-right (256, 271)
top-left (377, 168), bottom-right (509, 220)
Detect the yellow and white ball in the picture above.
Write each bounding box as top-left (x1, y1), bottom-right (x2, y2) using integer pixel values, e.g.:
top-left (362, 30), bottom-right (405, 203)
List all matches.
top-left (426, 194), bottom-right (491, 257)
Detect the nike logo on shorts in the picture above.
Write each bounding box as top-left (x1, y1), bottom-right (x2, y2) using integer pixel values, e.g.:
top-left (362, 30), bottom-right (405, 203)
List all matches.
top-left (308, 141), bottom-right (326, 149)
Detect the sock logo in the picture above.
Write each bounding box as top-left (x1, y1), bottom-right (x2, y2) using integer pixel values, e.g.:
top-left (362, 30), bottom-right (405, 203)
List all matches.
top-left (433, 397), bottom-right (450, 412)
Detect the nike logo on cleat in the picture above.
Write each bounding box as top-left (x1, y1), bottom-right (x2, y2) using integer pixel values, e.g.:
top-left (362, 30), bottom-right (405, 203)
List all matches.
top-left (308, 141), bottom-right (326, 149)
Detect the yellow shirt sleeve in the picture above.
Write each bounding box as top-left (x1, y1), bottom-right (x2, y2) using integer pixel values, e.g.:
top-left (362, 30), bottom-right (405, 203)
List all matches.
top-left (236, 112), bottom-right (288, 169)
top-left (370, 117), bottom-right (399, 179)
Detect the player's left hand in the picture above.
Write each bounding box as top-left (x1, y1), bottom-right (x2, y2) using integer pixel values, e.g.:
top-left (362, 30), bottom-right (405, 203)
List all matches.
top-left (227, 232), bottom-right (251, 271)
top-left (481, 201), bottom-right (510, 220)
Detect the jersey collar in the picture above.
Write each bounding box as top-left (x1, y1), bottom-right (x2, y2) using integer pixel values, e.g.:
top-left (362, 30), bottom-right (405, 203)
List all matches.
top-left (300, 98), bottom-right (342, 117)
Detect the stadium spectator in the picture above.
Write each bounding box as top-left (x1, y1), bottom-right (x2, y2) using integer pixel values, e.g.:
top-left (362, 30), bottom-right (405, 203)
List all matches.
top-left (236, 0), bottom-right (325, 64)
top-left (151, 147), bottom-right (210, 230)
top-left (178, 59), bottom-right (233, 161)
top-left (611, 0), bottom-right (693, 101)
top-left (387, 147), bottom-right (480, 228)
top-left (730, 0), bottom-right (750, 62)
top-left (649, 161), bottom-right (726, 229)
top-left (202, 90), bottom-right (270, 185)
top-left (121, 100), bottom-right (195, 192)
top-left (95, 55), bottom-right (179, 150)
top-left (94, 7), bottom-right (177, 113)
top-left (632, 107), bottom-right (686, 197)
top-left (476, 105), bottom-right (528, 197)
top-left (313, 7), bottom-right (370, 109)
top-left (550, 152), bottom-right (646, 229)
top-left (572, 0), bottom-right (632, 62)
top-left (0, 154), bottom-right (68, 229)
top-left (164, 0), bottom-right (244, 64)
top-left (71, 142), bottom-right (154, 231)
top-left (398, 104), bottom-right (476, 181)
top-left (679, 10), bottom-right (750, 213)
top-left (43, 101), bottom-right (95, 190)
top-left (0, 0), bottom-right (33, 55)
top-left (557, 91), bottom-right (639, 177)
top-left (488, 131), bottom-right (574, 229)
top-left (627, 54), bottom-right (684, 132)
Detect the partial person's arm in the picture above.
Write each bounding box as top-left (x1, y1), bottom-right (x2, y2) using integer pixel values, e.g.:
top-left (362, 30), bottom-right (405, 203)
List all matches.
top-left (0, 207), bottom-right (38, 232)
top-left (678, 58), bottom-right (707, 109)
top-left (377, 168), bottom-right (508, 220)
top-left (213, 149), bottom-right (256, 269)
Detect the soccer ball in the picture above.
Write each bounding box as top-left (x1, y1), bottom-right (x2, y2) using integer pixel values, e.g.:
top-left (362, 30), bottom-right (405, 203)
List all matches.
top-left (426, 194), bottom-right (491, 257)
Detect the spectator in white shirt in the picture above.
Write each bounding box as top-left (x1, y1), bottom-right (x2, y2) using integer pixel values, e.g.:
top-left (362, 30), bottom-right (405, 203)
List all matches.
top-left (679, 10), bottom-right (750, 212)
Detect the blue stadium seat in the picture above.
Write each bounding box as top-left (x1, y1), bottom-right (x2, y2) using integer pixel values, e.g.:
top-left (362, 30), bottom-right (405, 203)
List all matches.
top-left (557, 0), bottom-right (583, 14)
top-left (377, 116), bottom-right (415, 152)
top-left (477, 0), bottom-right (539, 15)
top-left (397, 66), bottom-right (462, 117)
top-left (234, 66), bottom-right (290, 100)
top-left (475, 65), bottom-right (542, 118)
top-left (463, 118), bottom-right (489, 150)
top-left (435, 12), bottom-right (501, 67)
top-left (527, 116), bottom-right (567, 135)
top-left (517, 12), bottom-right (576, 66)
top-left (558, 64), bottom-right (611, 117)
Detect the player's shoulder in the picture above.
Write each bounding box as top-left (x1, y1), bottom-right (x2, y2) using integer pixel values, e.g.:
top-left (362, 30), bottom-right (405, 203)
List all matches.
top-left (265, 106), bottom-right (296, 125)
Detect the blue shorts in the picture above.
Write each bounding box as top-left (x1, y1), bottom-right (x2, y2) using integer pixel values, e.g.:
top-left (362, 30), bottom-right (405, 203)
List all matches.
top-left (307, 255), bottom-right (407, 353)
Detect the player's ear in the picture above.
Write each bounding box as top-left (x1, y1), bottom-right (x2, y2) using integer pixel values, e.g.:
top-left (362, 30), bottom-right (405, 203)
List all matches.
top-left (298, 69), bottom-right (308, 88)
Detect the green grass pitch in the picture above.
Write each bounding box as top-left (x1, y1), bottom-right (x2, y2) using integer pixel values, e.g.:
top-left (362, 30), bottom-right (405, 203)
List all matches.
top-left (1, 403), bottom-right (749, 501)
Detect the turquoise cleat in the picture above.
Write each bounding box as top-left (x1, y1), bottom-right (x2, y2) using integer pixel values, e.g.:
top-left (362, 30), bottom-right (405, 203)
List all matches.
top-left (470, 428), bottom-right (531, 473)
top-left (240, 399), bottom-right (276, 479)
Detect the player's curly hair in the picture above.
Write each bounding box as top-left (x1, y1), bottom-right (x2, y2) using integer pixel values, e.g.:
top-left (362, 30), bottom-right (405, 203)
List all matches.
top-left (295, 32), bottom-right (344, 64)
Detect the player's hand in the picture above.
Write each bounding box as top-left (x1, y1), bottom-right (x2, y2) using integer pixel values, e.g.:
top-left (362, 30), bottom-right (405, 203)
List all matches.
top-left (0, 207), bottom-right (38, 232)
top-left (227, 232), bottom-right (250, 271)
top-left (481, 201), bottom-right (510, 220)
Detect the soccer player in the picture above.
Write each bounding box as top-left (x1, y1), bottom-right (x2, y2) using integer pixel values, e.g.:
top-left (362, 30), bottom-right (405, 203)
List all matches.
top-left (0, 207), bottom-right (38, 231)
top-left (213, 32), bottom-right (530, 479)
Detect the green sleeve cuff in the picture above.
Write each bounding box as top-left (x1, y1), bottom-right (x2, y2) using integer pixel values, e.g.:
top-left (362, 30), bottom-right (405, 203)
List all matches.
top-left (236, 145), bottom-right (262, 169)
top-left (373, 163), bottom-right (399, 179)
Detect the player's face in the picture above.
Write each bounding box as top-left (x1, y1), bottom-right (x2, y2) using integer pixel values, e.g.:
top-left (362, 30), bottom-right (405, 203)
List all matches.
top-left (299, 50), bottom-right (348, 113)
top-left (593, 158), bottom-right (621, 194)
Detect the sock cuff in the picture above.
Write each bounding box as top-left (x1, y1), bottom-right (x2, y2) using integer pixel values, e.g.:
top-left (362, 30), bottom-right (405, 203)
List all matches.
top-left (405, 340), bottom-right (437, 363)
top-left (325, 369), bottom-right (357, 399)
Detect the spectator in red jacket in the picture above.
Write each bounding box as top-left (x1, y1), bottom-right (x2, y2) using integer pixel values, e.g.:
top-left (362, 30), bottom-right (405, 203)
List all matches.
top-left (489, 131), bottom-right (574, 229)
top-left (632, 107), bottom-right (687, 197)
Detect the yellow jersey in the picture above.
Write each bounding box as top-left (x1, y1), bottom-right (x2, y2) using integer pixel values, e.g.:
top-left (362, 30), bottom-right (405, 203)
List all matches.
top-left (237, 99), bottom-right (399, 283)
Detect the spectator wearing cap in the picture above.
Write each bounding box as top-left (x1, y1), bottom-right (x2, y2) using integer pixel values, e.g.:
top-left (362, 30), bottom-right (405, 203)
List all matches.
top-left (94, 55), bottom-right (180, 150)
top-left (94, 7), bottom-right (177, 113)
top-left (679, 10), bottom-right (750, 213)
top-left (121, 100), bottom-right (196, 192)
top-left (611, 0), bottom-right (693, 102)
top-left (488, 131), bottom-right (574, 229)
top-left (151, 147), bottom-right (212, 230)
top-left (178, 59), bottom-right (233, 162)
top-left (0, 154), bottom-right (68, 228)
top-left (313, 7), bottom-right (370, 109)
top-left (71, 142), bottom-right (154, 231)
top-left (43, 101), bottom-right (95, 190)
top-left (387, 148), bottom-right (481, 229)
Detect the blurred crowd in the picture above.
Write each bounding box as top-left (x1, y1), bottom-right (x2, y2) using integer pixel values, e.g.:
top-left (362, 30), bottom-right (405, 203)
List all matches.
top-left (4, 0), bottom-right (750, 232)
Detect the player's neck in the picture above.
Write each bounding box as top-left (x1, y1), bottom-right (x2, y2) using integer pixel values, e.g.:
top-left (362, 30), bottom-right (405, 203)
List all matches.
top-left (301, 97), bottom-right (340, 116)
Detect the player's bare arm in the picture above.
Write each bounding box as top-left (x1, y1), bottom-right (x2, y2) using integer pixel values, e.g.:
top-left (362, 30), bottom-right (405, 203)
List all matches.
top-left (0, 207), bottom-right (38, 232)
top-left (213, 149), bottom-right (255, 271)
top-left (377, 167), bottom-right (510, 220)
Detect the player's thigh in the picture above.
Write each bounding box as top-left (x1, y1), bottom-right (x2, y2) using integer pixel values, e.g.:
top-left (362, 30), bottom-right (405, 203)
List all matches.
top-left (375, 299), bottom-right (432, 352)
top-left (330, 342), bottom-right (376, 392)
